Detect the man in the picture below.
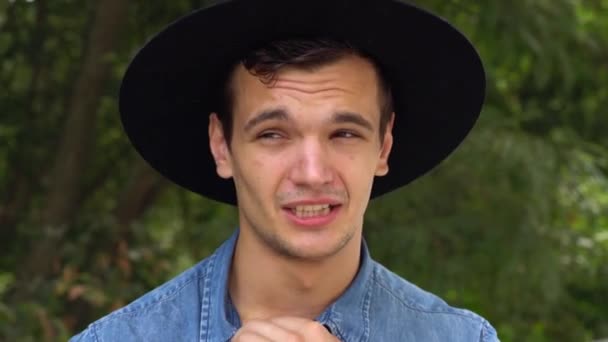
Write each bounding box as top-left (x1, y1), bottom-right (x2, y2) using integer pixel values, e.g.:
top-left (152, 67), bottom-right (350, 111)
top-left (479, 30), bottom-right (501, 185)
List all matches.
top-left (72, 0), bottom-right (498, 341)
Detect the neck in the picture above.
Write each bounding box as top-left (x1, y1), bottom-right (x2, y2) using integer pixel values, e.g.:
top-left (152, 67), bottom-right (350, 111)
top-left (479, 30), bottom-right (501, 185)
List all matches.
top-left (229, 228), bottom-right (361, 323)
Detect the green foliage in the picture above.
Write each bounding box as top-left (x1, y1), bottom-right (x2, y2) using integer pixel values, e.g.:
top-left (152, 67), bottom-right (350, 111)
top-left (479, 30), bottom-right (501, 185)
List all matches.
top-left (1, 0), bottom-right (607, 341)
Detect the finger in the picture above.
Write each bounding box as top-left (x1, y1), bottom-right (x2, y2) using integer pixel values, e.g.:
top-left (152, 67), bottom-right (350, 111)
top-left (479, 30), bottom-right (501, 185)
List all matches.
top-left (270, 317), bottom-right (336, 341)
top-left (231, 330), bottom-right (273, 342)
top-left (269, 316), bottom-right (312, 330)
top-left (233, 319), bottom-right (297, 341)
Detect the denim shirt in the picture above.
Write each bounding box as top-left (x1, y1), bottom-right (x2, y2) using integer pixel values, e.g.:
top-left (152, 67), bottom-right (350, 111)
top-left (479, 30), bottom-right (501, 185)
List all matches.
top-left (71, 230), bottom-right (499, 341)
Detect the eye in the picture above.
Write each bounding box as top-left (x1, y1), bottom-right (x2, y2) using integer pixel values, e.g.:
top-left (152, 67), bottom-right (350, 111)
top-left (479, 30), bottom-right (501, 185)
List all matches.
top-left (332, 130), bottom-right (360, 139)
top-left (257, 131), bottom-right (284, 140)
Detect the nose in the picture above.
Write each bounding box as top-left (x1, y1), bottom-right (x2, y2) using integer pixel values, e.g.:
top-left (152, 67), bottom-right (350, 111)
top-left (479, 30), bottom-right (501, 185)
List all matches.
top-left (289, 138), bottom-right (334, 188)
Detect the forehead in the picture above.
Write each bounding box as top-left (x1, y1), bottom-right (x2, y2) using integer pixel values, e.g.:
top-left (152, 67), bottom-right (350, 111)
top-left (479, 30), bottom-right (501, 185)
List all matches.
top-left (229, 55), bottom-right (381, 121)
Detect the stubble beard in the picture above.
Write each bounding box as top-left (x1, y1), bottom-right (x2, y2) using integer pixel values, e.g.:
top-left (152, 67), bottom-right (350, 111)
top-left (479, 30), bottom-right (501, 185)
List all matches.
top-left (250, 189), bottom-right (355, 260)
top-left (239, 188), bottom-right (358, 260)
top-left (250, 221), bottom-right (357, 261)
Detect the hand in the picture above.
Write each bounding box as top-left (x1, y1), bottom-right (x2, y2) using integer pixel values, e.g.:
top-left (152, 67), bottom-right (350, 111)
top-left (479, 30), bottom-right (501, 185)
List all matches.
top-left (231, 316), bottom-right (340, 341)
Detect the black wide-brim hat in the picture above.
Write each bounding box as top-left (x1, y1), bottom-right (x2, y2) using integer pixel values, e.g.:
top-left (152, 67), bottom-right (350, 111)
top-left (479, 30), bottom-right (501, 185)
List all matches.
top-left (119, 0), bottom-right (485, 205)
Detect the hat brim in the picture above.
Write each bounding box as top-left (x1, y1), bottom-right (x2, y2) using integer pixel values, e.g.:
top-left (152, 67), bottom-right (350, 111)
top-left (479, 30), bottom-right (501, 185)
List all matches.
top-left (119, 0), bottom-right (485, 205)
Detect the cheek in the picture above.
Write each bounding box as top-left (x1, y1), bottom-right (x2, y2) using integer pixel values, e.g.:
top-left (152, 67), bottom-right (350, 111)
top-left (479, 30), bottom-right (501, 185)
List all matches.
top-left (252, 158), bottom-right (264, 168)
top-left (337, 147), bottom-right (380, 172)
top-left (333, 151), bottom-right (378, 184)
top-left (246, 154), bottom-right (290, 191)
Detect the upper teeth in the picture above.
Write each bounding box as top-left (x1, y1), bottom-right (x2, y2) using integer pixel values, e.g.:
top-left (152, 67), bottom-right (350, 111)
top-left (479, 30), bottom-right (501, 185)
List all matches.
top-left (294, 204), bottom-right (330, 211)
top-left (290, 204), bottom-right (332, 218)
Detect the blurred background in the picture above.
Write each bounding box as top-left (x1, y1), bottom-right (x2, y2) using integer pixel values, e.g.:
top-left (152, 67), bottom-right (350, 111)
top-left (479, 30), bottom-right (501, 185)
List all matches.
top-left (1, 0), bottom-right (607, 341)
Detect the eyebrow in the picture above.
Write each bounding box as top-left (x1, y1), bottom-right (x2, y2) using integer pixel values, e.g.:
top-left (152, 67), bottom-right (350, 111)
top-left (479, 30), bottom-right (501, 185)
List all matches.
top-left (244, 108), bottom-right (290, 132)
top-left (332, 111), bottom-right (374, 132)
top-left (243, 108), bottom-right (374, 132)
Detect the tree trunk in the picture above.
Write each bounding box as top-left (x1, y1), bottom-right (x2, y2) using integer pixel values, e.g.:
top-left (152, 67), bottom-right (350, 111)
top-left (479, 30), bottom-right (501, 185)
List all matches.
top-left (22, 0), bottom-right (129, 280)
top-left (41, 0), bottom-right (128, 226)
top-left (0, 0), bottom-right (47, 232)
top-left (111, 156), bottom-right (167, 278)
top-left (114, 157), bottom-right (166, 229)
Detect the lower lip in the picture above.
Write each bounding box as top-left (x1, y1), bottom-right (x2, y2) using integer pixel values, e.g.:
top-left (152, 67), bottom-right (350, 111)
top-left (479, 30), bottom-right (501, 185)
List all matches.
top-left (282, 205), bottom-right (341, 228)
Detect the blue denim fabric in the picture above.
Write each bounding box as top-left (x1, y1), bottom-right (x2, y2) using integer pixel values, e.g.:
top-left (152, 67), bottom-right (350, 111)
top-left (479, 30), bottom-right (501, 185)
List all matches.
top-left (71, 230), bottom-right (499, 341)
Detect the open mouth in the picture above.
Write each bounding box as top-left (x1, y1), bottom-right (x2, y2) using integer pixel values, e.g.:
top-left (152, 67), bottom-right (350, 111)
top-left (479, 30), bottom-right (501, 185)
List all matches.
top-left (282, 204), bottom-right (342, 219)
top-left (289, 204), bottom-right (335, 218)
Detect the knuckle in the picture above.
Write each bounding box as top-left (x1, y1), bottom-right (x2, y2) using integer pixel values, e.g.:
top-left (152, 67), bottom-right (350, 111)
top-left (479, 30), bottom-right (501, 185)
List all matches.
top-left (307, 321), bottom-right (327, 334)
top-left (239, 319), bottom-right (264, 331)
top-left (243, 318), bottom-right (263, 326)
top-left (232, 331), bottom-right (263, 342)
top-left (231, 325), bottom-right (259, 341)
top-left (285, 333), bottom-right (304, 342)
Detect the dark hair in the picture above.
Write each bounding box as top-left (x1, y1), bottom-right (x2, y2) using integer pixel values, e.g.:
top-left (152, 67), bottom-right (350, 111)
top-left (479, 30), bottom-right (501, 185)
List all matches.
top-left (217, 38), bottom-right (394, 144)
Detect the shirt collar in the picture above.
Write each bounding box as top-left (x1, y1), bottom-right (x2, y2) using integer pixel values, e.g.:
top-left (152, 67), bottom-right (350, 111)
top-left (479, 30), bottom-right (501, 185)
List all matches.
top-left (201, 229), bottom-right (373, 342)
top-left (201, 230), bottom-right (239, 342)
top-left (316, 239), bottom-right (373, 341)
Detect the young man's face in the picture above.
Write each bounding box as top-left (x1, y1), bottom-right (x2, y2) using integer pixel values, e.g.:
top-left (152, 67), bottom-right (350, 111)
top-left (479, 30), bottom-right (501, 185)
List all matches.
top-left (210, 55), bottom-right (394, 260)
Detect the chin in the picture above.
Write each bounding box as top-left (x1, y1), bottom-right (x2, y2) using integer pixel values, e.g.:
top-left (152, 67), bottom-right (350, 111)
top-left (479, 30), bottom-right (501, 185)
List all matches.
top-left (275, 230), bottom-right (355, 261)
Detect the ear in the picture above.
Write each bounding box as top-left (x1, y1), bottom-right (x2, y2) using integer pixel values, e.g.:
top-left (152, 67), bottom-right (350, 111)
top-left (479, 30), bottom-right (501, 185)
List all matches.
top-left (375, 113), bottom-right (395, 177)
top-left (208, 113), bottom-right (233, 179)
